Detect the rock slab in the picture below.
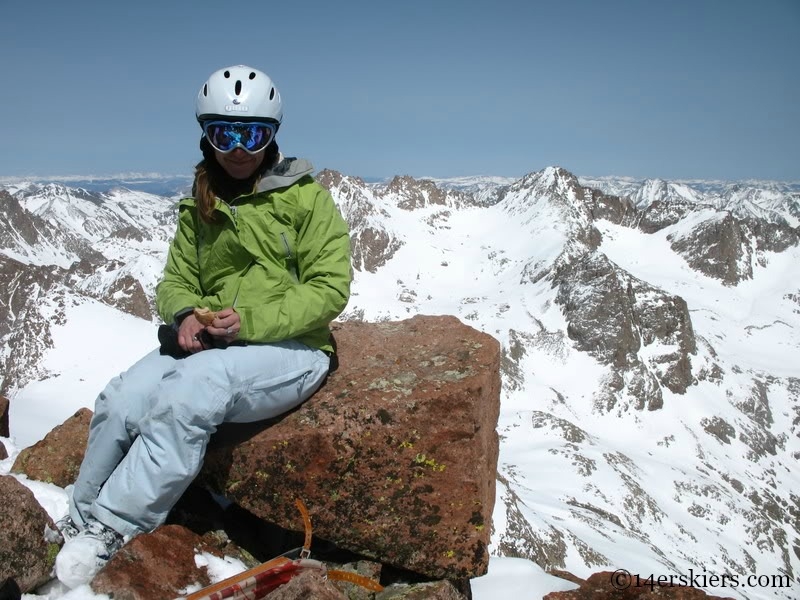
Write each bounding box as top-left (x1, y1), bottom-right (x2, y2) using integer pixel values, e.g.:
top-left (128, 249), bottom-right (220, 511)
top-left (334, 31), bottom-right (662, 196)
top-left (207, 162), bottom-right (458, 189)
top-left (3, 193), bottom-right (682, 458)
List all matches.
top-left (11, 408), bottom-right (92, 487)
top-left (90, 525), bottom-right (222, 600)
top-left (0, 475), bottom-right (61, 593)
top-left (200, 315), bottom-right (501, 580)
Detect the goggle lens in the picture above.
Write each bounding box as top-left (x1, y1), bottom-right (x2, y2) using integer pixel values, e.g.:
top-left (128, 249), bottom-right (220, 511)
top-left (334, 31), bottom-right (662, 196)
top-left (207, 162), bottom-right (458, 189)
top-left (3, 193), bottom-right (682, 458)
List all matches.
top-left (203, 121), bottom-right (277, 154)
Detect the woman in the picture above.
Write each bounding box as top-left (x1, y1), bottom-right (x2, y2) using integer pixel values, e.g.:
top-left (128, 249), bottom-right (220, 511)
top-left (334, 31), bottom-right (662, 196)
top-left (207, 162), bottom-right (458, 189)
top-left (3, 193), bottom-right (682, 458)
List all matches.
top-left (55, 65), bottom-right (352, 588)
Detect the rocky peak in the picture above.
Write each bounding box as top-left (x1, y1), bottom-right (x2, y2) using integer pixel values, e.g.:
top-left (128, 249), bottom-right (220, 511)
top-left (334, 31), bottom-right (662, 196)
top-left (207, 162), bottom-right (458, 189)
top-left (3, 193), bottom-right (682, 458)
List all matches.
top-left (631, 178), bottom-right (705, 210)
top-left (580, 187), bottom-right (638, 227)
top-left (0, 254), bottom-right (64, 395)
top-left (317, 169), bottom-right (403, 273)
top-left (553, 251), bottom-right (696, 410)
top-left (635, 196), bottom-right (699, 234)
top-left (508, 168), bottom-right (603, 283)
top-left (384, 175), bottom-right (472, 210)
top-left (500, 167), bottom-right (591, 224)
top-left (505, 166), bottom-right (582, 202)
top-left (0, 190), bottom-right (103, 268)
top-left (715, 182), bottom-right (800, 226)
top-left (17, 181), bottom-right (104, 206)
top-left (316, 169), bottom-right (377, 226)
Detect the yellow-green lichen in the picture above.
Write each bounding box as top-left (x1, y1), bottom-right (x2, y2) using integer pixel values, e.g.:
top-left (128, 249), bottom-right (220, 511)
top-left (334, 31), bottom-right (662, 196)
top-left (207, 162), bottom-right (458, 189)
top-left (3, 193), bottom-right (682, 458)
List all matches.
top-left (46, 542), bottom-right (60, 569)
top-left (413, 453), bottom-right (446, 472)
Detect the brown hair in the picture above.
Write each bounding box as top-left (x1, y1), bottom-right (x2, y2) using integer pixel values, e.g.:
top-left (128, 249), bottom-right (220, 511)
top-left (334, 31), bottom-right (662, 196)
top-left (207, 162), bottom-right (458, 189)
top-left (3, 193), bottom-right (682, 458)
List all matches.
top-left (192, 137), bottom-right (280, 223)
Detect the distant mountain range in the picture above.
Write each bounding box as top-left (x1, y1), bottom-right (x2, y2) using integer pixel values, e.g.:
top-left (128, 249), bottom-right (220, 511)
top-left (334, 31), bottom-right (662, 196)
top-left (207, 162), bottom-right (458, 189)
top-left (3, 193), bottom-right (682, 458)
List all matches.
top-left (1, 168), bottom-right (798, 599)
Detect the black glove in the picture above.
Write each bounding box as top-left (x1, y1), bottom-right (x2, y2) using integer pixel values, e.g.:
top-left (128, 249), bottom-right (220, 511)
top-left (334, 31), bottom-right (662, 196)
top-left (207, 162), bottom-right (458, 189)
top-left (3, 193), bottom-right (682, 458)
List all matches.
top-left (158, 325), bottom-right (230, 358)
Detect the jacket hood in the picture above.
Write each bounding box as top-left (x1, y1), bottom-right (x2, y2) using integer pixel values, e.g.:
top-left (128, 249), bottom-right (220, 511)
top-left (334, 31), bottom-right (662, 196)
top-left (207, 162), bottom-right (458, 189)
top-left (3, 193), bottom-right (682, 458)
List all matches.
top-left (256, 156), bottom-right (315, 193)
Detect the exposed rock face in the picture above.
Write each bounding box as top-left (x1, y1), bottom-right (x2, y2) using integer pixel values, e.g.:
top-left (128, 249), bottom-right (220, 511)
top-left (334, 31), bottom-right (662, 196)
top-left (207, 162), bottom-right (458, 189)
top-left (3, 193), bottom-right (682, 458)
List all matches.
top-left (11, 408), bottom-right (93, 487)
top-left (748, 218), bottom-right (800, 253)
top-left (386, 175), bottom-right (471, 210)
top-left (636, 198), bottom-right (698, 233)
top-left (502, 168), bottom-right (603, 285)
top-left (317, 169), bottom-right (404, 273)
top-left (0, 475), bottom-right (61, 593)
top-left (199, 315), bottom-right (501, 580)
top-left (0, 254), bottom-right (62, 396)
top-left (0, 190), bottom-right (104, 267)
top-left (580, 188), bottom-right (638, 227)
top-left (668, 212), bottom-right (799, 286)
top-left (1, 394), bottom-right (9, 437)
top-left (669, 213), bottom-right (753, 285)
top-left (101, 272), bottom-right (152, 320)
top-left (554, 252), bottom-right (696, 410)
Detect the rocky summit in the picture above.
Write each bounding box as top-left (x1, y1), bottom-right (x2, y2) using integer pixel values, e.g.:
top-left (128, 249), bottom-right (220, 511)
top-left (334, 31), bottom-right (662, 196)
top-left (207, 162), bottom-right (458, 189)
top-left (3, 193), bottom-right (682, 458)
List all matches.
top-left (8, 315), bottom-right (500, 595)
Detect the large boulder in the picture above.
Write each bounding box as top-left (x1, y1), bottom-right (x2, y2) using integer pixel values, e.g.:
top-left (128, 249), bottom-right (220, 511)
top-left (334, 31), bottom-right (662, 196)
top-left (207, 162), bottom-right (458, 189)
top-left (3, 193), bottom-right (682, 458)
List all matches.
top-left (199, 315), bottom-right (501, 580)
top-left (11, 408), bottom-right (92, 487)
top-left (0, 475), bottom-right (62, 593)
top-left (90, 525), bottom-right (226, 600)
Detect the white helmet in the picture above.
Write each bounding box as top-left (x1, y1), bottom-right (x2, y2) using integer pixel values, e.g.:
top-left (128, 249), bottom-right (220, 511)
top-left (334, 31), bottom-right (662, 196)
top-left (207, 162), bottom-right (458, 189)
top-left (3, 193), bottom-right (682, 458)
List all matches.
top-left (195, 65), bottom-right (283, 125)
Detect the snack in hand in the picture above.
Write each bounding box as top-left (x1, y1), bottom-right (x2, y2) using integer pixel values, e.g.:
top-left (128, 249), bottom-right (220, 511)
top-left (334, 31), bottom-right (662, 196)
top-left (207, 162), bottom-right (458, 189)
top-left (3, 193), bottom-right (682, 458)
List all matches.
top-left (193, 307), bottom-right (217, 326)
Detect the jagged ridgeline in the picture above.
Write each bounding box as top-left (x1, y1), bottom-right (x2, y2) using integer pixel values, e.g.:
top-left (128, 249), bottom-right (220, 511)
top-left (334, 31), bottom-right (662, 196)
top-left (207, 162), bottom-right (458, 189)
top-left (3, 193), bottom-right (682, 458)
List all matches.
top-left (1, 169), bottom-right (798, 598)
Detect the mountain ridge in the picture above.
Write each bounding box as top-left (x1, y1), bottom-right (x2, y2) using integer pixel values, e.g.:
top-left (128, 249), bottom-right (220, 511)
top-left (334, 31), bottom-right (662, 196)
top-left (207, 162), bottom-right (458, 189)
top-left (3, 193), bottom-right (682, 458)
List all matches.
top-left (1, 166), bottom-right (798, 599)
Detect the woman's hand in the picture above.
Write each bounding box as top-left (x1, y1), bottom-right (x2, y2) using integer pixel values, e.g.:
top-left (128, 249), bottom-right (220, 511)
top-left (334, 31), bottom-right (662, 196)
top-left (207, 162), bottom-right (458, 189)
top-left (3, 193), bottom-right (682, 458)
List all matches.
top-left (178, 313), bottom-right (208, 353)
top-left (206, 308), bottom-right (241, 344)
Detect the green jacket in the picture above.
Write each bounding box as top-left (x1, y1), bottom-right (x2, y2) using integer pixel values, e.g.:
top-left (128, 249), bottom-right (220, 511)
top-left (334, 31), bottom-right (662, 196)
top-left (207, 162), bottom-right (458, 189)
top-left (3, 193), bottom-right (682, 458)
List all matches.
top-left (155, 157), bottom-right (351, 353)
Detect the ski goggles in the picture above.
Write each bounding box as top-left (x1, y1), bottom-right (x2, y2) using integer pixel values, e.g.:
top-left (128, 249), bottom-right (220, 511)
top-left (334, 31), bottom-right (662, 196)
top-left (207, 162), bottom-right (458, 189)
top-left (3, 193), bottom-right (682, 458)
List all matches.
top-left (202, 120), bottom-right (278, 154)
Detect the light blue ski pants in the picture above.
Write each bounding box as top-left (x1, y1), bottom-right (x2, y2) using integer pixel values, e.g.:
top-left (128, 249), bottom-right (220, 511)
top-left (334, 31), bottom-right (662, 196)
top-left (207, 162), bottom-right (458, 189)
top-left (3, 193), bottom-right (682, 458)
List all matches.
top-left (69, 340), bottom-right (329, 537)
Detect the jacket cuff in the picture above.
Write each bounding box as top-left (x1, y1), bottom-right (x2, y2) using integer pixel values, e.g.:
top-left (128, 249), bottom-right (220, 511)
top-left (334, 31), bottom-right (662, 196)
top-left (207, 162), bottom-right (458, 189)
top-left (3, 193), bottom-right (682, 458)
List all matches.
top-left (174, 307), bottom-right (194, 327)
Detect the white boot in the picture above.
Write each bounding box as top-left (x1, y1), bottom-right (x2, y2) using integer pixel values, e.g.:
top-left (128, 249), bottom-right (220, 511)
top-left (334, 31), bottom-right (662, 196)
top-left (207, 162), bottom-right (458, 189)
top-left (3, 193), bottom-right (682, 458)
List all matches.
top-left (55, 519), bottom-right (126, 589)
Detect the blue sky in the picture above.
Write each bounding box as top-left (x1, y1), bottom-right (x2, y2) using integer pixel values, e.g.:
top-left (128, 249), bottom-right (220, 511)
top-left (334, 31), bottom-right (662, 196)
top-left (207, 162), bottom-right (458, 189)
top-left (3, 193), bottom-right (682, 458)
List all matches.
top-left (1, 0), bottom-right (798, 181)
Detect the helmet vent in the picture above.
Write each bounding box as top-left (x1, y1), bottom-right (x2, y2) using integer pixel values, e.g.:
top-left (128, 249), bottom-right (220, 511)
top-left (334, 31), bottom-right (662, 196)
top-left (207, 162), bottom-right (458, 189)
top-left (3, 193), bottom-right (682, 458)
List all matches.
top-left (224, 70), bottom-right (231, 78)
top-left (203, 84), bottom-right (208, 97)
top-left (249, 71), bottom-right (256, 80)
top-left (269, 87), bottom-right (275, 100)
top-left (235, 80), bottom-right (242, 95)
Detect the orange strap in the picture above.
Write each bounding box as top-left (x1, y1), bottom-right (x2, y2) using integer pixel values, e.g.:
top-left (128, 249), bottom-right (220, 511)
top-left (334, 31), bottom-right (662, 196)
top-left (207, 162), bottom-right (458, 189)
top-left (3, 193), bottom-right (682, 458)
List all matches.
top-left (185, 499), bottom-right (383, 598)
top-left (295, 498), bottom-right (313, 558)
top-left (294, 498), bottom-right (383, 592)
top-left (327, 569), bottom-right (385, 592)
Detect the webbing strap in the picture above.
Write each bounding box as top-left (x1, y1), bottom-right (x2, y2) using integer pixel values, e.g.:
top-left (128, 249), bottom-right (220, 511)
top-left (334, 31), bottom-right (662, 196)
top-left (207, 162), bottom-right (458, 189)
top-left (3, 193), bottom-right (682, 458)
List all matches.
top-left (293, 498), bottom-right (383, 592)
top-left (294, 498), bottom-right (313, 558)
top-left (327, 569), bottom-right (385, 592)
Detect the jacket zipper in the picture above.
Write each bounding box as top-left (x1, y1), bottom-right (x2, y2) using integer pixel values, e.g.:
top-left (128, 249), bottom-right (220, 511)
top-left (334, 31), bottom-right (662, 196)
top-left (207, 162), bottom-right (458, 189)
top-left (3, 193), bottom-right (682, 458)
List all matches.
top-left (280, 232), bottom-right (300, 282)
top-left (218, 198), bottom-right (238, 228)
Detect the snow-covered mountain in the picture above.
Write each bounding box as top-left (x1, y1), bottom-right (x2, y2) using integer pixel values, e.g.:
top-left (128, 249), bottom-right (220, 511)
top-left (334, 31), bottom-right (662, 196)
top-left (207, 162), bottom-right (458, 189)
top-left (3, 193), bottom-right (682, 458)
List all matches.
top-left (1, 168), bottom-right (798, 599)
top-left (0, 183), bottom-right (176, 396)
top-left (579, 175), bottom-right (800, 227)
